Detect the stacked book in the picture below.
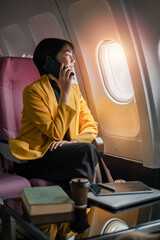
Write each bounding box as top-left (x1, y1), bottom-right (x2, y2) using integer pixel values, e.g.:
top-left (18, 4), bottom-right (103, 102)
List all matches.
top-left (22, 185), bottom-right (75, 224)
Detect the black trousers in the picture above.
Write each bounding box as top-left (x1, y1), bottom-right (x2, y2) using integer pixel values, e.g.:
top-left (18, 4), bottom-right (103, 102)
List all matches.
top-left (14, 143), bottom-right (113, 190)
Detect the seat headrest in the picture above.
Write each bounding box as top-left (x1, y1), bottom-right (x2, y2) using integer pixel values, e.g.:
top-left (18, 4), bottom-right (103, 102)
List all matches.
top-left (0, 57), bottom-right (40, 139)
top-left (0, 57), bottom-right (40, 83)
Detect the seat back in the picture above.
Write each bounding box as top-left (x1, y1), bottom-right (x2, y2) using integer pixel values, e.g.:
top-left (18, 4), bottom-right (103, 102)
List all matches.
top-left (0, 57), bottom-right (56, 190)
top-left (0, 57), bottom-right (40, 171)
top-left (0, 57), bottom-right (40, 140)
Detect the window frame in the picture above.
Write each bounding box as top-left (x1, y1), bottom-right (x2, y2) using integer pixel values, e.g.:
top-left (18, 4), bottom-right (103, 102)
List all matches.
top-left (98, 40), bottom-right (134, 104)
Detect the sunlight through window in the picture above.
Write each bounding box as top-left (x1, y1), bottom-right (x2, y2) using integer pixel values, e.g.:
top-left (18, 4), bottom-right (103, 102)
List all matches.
top-left (99, 41), bottom-right (134, 103)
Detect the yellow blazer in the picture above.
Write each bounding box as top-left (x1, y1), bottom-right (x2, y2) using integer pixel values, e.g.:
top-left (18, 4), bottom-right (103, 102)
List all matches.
top-left (9, 75), bottom-right (98, 160)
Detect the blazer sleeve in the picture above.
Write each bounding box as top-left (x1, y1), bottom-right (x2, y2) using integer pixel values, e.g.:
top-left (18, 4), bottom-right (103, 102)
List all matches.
top-left (74, 92), bottom-right (98, 143)
top-left (23, 85), bottom-right (76, 141)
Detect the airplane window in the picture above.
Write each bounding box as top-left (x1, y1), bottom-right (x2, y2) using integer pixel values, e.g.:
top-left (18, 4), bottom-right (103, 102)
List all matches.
top-left (1, 24), bottom-right (31, 56)
top-left (98, 41), bottom-right (134, 103)
top-left (29, 12), bottom-right (64, 45)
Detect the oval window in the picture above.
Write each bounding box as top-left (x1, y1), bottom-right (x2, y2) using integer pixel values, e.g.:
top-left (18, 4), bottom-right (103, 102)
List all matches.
top-left (98, 41), bottom-right (134, 103)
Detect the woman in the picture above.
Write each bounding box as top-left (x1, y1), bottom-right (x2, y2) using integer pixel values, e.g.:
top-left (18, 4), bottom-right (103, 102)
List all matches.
top-left (9, 38), bottom-right (113, 191)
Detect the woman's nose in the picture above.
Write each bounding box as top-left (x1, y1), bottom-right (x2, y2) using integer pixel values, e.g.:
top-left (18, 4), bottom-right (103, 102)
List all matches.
top-left (71, 56), bottom-right (75, 63)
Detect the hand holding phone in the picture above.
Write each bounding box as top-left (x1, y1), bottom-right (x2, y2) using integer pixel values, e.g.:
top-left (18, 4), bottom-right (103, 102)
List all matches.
top-left (43, 57), bottom-right (61, 79)
top-left (43, 57), bottom-right (74, 79)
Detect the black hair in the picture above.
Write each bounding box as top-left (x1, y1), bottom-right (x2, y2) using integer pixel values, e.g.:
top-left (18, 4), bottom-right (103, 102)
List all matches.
top-left (33, 38), bottom-right (74, 75)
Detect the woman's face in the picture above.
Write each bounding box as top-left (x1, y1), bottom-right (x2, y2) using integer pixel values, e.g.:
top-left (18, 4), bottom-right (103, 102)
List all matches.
top-left (56, 44), bottom-right (75, 68)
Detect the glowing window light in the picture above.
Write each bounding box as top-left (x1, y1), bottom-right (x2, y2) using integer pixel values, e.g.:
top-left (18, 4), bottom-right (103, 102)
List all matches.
top-left (99, 41), bottom-right (134, 102)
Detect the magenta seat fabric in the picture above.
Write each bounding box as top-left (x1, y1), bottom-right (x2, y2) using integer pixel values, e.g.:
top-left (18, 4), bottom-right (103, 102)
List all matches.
top-left (0, 57), bottom-right (56, 199)
top-left (0, 172), bottom-right (31, 199)
top-left (29, 178), bottom-right (54, 187)
top-left (0, 57), bottom-right (40, 140)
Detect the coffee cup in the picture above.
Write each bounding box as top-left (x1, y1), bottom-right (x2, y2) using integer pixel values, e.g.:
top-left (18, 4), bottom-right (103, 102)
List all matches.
top-left (70, 178), bottom-right (90, 208)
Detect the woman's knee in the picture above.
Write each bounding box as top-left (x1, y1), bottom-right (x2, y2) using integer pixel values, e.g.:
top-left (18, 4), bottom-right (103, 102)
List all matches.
top-left (79, 142), bottom-right (99, 165)
top-left (80, 142), bottom-right (97, 153)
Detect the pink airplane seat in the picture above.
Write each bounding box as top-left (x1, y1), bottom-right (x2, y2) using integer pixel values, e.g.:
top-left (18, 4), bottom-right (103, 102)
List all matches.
top-left (0, 172), bottom-right (31, 199)
top-left (0, 57), bottom-right (53, 199)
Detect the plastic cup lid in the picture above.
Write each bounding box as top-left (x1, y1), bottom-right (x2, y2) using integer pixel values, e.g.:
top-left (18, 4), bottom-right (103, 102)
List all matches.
top-left (70, 178), bottom-right (90, 188)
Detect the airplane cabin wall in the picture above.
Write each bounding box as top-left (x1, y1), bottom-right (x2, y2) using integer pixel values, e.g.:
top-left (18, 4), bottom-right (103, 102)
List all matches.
top-left (0, 0), bottom-right (160, 170)
top-left (122, 0), bottom-right (160, 168)
top-left (0, 0), bottom-right (85, 93)
top-left (57, 0), bottom-right (160, 168)
top-left (0, 0), bottom-right (66, 56)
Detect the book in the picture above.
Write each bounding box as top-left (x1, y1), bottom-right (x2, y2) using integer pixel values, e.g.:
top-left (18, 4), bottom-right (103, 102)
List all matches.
top-left (23, 207), bottom-right (74, 225)
top-left (22, 185), bottom-right (75, 216)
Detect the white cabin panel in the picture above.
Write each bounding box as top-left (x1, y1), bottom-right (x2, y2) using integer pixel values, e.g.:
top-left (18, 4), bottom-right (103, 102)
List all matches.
top-left (57, 0), bottom-right (144, 163)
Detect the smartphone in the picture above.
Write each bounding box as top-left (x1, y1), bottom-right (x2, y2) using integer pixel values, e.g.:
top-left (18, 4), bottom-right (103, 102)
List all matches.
top-left (43, 57), bottom-right (74, 79)
top-left (43, 57), bottom-right (61, 79)
top-left (90, 184), bottom-right (115, 196)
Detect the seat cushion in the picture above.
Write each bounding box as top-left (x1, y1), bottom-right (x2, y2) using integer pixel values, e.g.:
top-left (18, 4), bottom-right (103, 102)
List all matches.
top-left (0, 172), bottom-right (31, 199)
top-left (29, 178), bottom-right (54, 187)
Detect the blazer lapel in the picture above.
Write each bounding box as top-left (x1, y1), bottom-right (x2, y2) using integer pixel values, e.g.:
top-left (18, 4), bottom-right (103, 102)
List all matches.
top-left (39, 75), bottom-right (58, 117)
top-left (68, 86), bottom-right (77, 139)
top-left (39, 75), bottom-right (77, 139)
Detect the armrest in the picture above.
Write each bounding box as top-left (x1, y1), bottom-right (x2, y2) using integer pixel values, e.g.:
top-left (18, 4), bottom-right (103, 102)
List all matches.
top-left (0, 141), bottom-right (28, 163)
top-left (92, 137), bottom-right (104, 153)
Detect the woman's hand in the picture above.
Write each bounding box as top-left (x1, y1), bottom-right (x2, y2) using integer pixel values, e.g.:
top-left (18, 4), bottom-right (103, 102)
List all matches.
top-left (50, 139), bottom-right (78, 151)
top-left (58, 63), bottom-right (74, 104)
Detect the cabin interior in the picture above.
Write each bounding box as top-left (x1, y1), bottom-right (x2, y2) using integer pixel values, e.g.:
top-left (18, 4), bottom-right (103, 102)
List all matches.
top-left (0, 0), bottom-right (160, 239)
